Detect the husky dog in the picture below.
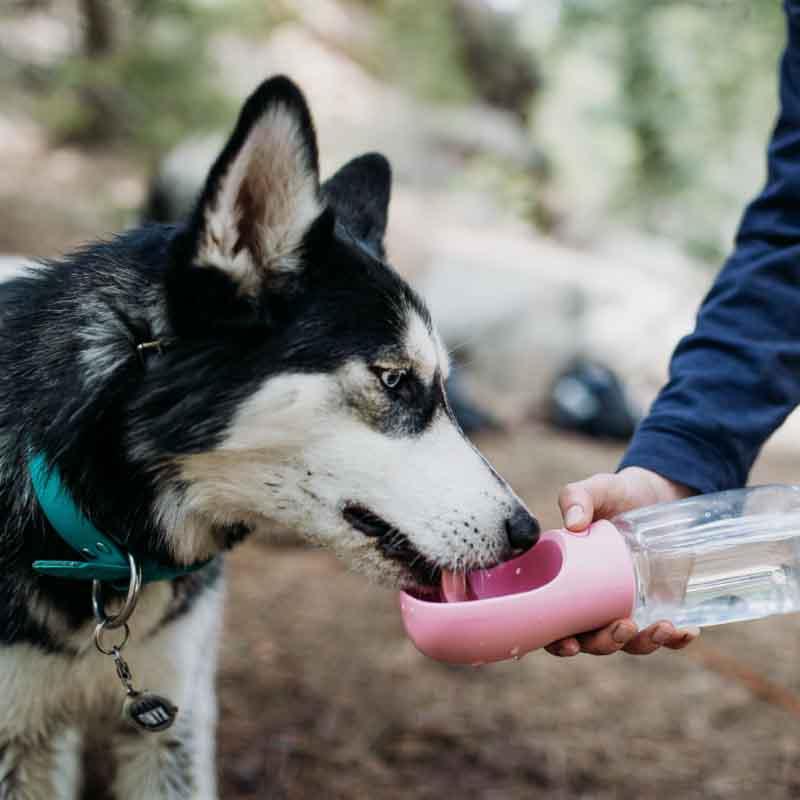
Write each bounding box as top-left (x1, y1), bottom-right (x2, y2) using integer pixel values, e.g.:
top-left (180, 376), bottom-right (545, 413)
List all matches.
top-left (0, 77), bottom-right (539, 799)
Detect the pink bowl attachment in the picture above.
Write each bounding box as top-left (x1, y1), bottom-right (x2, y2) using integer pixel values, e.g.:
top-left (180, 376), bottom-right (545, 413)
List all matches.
top-left (399, 520), bottom-right (636, 665)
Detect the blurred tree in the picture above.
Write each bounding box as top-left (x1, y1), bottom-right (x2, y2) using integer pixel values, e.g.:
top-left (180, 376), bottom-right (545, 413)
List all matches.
top-left (80, 0), bottom-right (114, 57)
top-left (355, 0), bottom-right (475, 102)
top-left (451, 0), bottom-right (540, 121)
top-left (617, 1), bottom-right (683, 202)
top-left (354, 0), bottom-right (540, 115)
top-left (555, 0), bottom-right (783, 257)
top-left (9, 0), bottom-right (277, 154)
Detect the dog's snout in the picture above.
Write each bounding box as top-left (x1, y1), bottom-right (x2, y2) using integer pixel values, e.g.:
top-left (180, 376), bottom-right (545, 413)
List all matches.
top-left (505, 507), bottom-right (540, 552)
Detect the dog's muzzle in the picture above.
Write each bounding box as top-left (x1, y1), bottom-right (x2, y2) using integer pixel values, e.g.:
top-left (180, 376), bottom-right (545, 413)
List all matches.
top-left (343, 503), bottom-right (441, 585)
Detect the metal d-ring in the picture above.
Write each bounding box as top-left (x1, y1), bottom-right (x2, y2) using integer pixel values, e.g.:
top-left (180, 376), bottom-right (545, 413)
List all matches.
top-left (94, 620), bottom-right (131, 656)
top-left (92, 552), bottom-right (142, 630)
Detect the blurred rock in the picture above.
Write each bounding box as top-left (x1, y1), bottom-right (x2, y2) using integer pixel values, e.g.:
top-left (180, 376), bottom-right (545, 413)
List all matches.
top-left (415, 221), bottom-right (706, 425)
top-left (0, 114), bottom-right (46, 160)
top-left (281, 0), bottom-right (378, 58)
top-left (423, 104), bottom-right (544, 171)
top-left (0, 106), bottom-right (142, 256)
top-left (209, 22), bottom-right (540, 187)
top-left (210, 23), bottom-right (431, 185)
top-left (0, 11), bottom-right (75, 68)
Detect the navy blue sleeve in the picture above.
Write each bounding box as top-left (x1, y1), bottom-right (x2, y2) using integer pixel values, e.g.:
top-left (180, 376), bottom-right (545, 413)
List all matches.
top-left (619, 3), bottom-right (800, 493)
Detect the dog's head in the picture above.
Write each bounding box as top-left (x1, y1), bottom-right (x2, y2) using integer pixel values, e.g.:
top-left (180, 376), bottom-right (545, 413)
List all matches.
top-left (139, 76), bottom-right (538, 589)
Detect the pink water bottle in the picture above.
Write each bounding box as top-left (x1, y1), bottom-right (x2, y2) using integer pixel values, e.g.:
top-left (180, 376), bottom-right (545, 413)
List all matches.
top-left (400, 485), bottom-right (800, 665)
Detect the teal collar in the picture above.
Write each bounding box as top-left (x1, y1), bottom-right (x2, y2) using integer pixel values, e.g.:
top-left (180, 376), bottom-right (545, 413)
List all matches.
top-left (29, 453), bottom-right (210, 583)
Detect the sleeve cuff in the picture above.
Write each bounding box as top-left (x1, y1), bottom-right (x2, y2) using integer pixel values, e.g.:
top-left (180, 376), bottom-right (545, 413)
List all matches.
top-left (618, 421), bottom-right (746, 495)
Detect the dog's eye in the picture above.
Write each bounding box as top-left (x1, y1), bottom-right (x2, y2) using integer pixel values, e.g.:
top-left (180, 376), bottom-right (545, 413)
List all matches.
top-left (380, 369), bottom-right (406, 391)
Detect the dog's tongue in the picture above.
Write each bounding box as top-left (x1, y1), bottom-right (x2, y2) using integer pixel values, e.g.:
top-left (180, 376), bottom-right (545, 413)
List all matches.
top-left (441, 569), bottom-right (472, 602)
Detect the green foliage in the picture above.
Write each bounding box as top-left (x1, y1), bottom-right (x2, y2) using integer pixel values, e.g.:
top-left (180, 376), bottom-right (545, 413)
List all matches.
top-left (40, 52), bottom-right (230, 153)
top-left (357, 0), bottom-right (474, 103)
top-left (33, 1), bottom-right (284, 154)
top-left (548, 0), bottom-right (784, 259)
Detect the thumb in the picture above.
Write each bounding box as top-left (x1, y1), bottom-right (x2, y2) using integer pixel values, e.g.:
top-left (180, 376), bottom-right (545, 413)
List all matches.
top-left (558, 473), bottom-right (629, 531)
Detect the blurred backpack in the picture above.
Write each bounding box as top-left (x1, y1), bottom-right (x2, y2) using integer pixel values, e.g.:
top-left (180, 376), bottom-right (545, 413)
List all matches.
top-left (547, 358), bottom-right (639, 440)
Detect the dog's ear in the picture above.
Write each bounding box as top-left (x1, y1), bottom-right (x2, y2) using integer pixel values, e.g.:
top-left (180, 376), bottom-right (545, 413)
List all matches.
top-left (167, 76), bottom-right (332, 333)
top-left (322, 153), bottom-right (391, 259)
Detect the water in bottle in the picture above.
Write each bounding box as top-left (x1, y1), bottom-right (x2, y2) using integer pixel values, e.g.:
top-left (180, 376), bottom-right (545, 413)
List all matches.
top-left (614, 485), bottom-right (800, 629)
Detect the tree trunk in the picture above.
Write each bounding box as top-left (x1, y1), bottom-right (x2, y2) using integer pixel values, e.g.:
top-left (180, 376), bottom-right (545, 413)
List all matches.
top-left (80, 0), bottom-right (114, 58)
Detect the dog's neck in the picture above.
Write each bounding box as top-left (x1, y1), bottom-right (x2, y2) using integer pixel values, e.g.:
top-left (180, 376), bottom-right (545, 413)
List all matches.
top-left (0, 229), bottom-right (237, 650)
top-left (0, 230), bottom-right (190, 578)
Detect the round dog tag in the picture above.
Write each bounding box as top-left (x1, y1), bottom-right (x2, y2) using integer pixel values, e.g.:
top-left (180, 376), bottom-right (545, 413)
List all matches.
top-left (124, 692), bottom-right (178, 733)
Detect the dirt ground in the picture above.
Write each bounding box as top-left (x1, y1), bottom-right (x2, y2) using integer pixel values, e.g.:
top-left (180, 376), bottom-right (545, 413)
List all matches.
top-left (217, 426), bottom-right (800, 800)
top-left (4, 136), bottom-right (800, 800)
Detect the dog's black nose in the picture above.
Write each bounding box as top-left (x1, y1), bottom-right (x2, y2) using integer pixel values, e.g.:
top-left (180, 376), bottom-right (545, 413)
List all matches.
top-left (506, 507), bottom-right (540, 552)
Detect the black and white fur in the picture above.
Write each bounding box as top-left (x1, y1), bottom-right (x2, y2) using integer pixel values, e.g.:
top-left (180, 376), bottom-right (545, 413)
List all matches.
top-left (0, 77), bottom-right (539, 799)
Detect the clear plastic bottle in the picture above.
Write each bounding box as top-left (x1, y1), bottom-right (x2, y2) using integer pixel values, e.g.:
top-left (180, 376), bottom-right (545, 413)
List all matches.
top-left (613, 485), bottom-right (800, 629)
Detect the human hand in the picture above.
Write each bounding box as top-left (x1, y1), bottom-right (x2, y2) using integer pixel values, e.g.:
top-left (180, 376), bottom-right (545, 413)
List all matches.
top-left (546, 467), bottom-right (700, 657)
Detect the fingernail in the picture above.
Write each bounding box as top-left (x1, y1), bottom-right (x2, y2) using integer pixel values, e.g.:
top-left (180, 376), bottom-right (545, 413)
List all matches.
top-left (681, 626), bottom-right (700, 642)
top-left (560, 642), bottom-right (579, 657)
top-left (651, 625), bottom-right (671, 645)
top-left (612, 622), bottom-right (634, 644)
top-left (564, 505), bottom-right (584, 529)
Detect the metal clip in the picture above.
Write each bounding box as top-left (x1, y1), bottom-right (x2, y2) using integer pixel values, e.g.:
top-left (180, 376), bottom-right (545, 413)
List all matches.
top-left (92, 552), bottom-right (142, 630)
top-left (136, 340), bottom-right (164, 366)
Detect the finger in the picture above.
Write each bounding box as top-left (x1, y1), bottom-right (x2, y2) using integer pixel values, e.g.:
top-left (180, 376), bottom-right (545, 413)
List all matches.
top-left (622, 621), bottom-right (675, 655)
top-left (558, 483), bottom-right (595, 531)
top-left (575, 620), bottom-right (637, 655)
top-left (663, 626), bottom-right (700, 651)
top-left (559, 473), bottom-right (630, 530)
top-left (545, 637), bottom-right (581, 657)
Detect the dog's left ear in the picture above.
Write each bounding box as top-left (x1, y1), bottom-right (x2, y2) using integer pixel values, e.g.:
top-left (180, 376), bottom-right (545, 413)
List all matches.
top-left (168, 76), bottom-right (331, 333)
top-left (322, 153), bottom-right (391, 259)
